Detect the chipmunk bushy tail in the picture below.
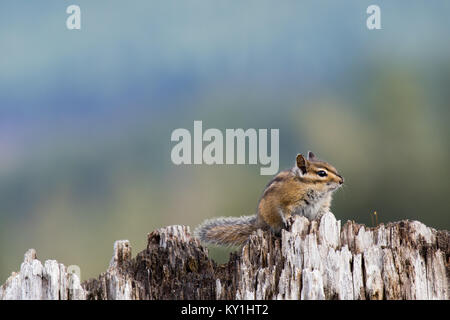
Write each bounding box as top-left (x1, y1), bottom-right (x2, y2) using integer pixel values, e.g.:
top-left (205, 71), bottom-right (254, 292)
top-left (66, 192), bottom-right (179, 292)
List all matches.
top-left (194, 215), bottom-right (259, 247)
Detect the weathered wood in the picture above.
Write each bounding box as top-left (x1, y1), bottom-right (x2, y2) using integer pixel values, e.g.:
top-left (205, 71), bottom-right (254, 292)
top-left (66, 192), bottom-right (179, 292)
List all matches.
top-left (0, 249), bottom-right (85, 300)
top-left (1, 212), bottom-right (448, 300)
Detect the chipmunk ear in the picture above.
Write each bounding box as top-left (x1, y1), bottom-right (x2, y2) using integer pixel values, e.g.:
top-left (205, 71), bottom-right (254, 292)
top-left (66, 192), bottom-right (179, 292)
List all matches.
top-left (296, 154), bottom-right (308, 174)
top-left (307, 151), bottom-right (316, 161)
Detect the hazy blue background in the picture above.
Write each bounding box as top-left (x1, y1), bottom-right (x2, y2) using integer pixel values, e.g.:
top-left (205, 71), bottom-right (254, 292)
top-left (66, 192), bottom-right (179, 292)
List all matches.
top-left (1, 1), bottom-right (449, 282)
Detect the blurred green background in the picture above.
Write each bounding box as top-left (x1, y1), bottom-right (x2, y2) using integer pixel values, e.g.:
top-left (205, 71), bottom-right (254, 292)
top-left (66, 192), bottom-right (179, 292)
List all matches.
top-left (1, 1), bottom-right (449, 283)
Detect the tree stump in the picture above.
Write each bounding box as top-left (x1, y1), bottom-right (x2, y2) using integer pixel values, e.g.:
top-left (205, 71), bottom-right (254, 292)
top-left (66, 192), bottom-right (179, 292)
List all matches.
top-left (1, 212), bottom-right (448, 300)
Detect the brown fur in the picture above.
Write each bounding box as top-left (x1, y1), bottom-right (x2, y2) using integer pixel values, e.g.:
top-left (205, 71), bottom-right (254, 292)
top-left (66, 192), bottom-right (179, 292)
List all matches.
top-left (194, 152), bottom-right (343, 247)
top-left (194, 215), bottom-right (258, 247)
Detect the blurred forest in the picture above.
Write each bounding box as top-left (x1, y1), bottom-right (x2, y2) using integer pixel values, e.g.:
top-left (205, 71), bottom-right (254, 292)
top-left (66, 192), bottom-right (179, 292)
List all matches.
top-left (0, 1), bottom-right (449, 282)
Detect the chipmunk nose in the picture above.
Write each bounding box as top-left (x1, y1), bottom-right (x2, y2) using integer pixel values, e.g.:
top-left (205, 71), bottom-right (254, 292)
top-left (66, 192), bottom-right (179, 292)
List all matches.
top-left (338, 175), bottom-right (344, 184)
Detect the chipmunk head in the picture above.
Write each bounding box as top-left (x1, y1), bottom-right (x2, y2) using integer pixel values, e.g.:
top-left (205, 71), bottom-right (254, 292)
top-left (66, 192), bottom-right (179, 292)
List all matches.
top-left (294, 151), bottom-right (344, 193)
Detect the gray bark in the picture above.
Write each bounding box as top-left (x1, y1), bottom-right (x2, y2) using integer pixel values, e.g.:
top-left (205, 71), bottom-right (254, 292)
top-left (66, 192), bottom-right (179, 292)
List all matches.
top-left (1, 212), bottom-right (449, 300)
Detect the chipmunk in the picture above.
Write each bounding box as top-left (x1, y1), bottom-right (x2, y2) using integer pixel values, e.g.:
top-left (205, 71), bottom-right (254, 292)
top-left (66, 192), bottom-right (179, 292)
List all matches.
top-left (194, 151), bottom-right (344, 247)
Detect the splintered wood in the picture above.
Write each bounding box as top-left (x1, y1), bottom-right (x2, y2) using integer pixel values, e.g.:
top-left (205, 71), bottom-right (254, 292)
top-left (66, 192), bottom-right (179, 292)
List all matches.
top-left (1, 213), bottom-right (448, 300)
top-left (0, 249), bottom-right (85, 300)
top-left (232, 214), bottom-right (448, 300)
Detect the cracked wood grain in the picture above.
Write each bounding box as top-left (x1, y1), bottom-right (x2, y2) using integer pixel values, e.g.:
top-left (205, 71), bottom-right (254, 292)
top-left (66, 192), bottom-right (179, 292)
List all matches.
top-left (1, 212), bottom-right (448, 300)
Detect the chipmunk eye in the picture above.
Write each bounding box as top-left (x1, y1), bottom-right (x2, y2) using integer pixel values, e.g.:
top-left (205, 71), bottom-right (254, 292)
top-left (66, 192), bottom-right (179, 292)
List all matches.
top-left (317, 170), bottom-right (327, 177)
